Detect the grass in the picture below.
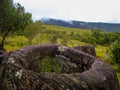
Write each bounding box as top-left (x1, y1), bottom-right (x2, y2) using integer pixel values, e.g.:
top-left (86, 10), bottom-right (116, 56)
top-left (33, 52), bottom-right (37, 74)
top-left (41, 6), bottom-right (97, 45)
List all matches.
top-left (1, 24), bottom-right (119, 84)
top-left (5, 36), bottom-right (28, 51)
top-left (117, 73), bottom-right (120, 83)
top-left (43, 24), bottom-right (91, 35)
top-left (95, 46), bottom-right (120, 84)
top-left (95, 45), bottom-right (109, 59)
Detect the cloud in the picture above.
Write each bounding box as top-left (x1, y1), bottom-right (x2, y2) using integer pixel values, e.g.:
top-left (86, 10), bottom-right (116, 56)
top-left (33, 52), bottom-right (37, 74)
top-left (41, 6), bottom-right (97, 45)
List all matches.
top-left (14, 0), bottom-right (120, 23)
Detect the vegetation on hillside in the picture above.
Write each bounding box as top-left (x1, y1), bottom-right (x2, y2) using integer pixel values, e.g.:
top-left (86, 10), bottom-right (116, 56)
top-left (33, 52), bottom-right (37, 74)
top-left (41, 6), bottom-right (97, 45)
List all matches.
top-left (108, 40), bottom-right (120, 69)
top-left (0, 21), bottom-right (120, 84)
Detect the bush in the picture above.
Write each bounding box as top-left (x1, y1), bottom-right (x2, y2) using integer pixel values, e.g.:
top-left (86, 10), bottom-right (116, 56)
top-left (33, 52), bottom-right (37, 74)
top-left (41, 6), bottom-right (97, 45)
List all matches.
top-left (109, 39), bottom-right (120, 65)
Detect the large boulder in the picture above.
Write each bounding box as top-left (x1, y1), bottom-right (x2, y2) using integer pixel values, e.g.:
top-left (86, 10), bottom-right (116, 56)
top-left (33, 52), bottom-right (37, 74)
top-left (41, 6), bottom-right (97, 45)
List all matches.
top-left (0, 50), bottom-right (7, 64)
top-left (0, 44), bottom-right (119, 90)
top-left (74, 45), bottom-right (96, 56)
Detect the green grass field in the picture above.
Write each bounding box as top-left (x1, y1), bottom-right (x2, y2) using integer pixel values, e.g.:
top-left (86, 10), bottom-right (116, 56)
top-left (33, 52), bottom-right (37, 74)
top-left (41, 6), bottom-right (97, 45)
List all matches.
top-left (43, 24), bottom-right (91, 35)
top-left (2, 24), bottom-right (120, 84)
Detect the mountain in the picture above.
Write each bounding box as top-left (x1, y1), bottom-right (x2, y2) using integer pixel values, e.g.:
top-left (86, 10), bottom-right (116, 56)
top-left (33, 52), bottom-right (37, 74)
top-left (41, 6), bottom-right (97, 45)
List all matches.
top-left (41, 18), bottom-right (120, 32)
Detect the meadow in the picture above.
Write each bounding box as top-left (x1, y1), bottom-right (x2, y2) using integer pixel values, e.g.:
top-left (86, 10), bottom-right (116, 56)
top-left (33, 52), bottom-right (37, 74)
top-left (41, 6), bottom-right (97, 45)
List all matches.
top-left (1, 24), bottom-right (120, 83)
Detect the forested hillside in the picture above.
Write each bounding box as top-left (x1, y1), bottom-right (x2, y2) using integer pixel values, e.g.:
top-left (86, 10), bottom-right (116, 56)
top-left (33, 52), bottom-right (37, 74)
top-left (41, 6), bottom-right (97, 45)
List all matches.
top-left (41, 18), bottom-right (120, 32)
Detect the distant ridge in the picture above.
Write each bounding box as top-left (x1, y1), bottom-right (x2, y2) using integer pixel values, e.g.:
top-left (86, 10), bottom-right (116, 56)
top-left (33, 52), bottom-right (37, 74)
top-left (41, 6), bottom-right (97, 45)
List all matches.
top-left (41, 18), bottom-right (120, 32)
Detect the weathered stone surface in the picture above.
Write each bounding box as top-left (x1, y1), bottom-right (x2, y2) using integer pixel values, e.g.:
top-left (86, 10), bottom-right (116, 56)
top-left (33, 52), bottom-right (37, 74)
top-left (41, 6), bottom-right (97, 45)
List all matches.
top-left (74, 45), bottom-right (96, 56)
top-left (0, 50), bottom-right (7, 64)
top-left (0, 44), bottom-right (119, 90)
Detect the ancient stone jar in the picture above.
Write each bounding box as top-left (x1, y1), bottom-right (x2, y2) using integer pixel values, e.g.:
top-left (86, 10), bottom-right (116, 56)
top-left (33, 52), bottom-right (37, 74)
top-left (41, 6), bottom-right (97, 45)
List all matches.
top-left (0, 44), bottom-right (119, 90)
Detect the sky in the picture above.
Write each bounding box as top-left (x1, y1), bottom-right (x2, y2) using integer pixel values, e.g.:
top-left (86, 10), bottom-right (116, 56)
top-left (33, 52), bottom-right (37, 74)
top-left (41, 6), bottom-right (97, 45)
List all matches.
top-left (14, 0), bottom-right (120, 23)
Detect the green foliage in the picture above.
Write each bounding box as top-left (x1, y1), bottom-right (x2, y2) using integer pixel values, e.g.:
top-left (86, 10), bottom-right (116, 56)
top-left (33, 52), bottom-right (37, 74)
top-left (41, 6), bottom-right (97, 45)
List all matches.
top-left (83, 30), bottom-right (120, 45)
top-left (109, 39), bottom-right (120, 65)
top-left (5, 24), bottom-right (120, 49)
top-left (95, 45), bottom-right (108, 59)
top-left (91, 30), bottom-right (101, 40)
top-left (117, 73), bottom-right (120, 84)
top-left (2, 24), bottom-right (120, 84)
top-left (41, 56), bottom-right (61, 73)
top-left (0, 0), bottom-right (15, 33)
top-left (43, 25), bottom-right (120, 46)
top-left (0, 0), bottom-right (32, 48)
top-left (50, 34), bottom-right (57, 44)
top-left (5, 36), bottom-right (28, 51)
top-left (24, 22), bottom-right (43, 45)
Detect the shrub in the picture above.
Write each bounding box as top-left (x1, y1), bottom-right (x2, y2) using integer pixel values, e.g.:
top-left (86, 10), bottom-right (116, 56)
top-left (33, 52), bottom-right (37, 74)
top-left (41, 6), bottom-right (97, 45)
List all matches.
top-left (109, 39), bottom-right (120, 65)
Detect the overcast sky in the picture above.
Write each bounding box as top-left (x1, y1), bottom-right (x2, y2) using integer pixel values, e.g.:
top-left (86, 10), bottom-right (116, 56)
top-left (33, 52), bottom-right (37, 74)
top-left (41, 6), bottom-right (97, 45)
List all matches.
top-left (14, 0), bottom-right (120, 23)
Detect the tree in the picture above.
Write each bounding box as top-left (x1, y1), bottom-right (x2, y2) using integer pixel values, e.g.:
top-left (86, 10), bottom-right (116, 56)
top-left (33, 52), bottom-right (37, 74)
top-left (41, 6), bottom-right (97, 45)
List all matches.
top-left (24, 22), bottom-right (43, 45)
top-left (91, 30), bottom-right (101, 42)
top-left (0, 0), bottom-right (32, 50)
top-left (109, 39), bottom-right (120, 65)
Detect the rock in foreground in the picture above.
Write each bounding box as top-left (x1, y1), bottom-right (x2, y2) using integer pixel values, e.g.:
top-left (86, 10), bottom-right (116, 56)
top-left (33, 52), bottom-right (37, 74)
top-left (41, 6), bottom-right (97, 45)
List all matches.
top-left (0, 44), bottom-right (119, 90)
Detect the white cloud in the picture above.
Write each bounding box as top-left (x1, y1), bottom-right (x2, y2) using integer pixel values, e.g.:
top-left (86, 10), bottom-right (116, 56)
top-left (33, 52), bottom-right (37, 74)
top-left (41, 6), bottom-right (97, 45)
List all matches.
top-left (14, 0), bottom-right (120, 23)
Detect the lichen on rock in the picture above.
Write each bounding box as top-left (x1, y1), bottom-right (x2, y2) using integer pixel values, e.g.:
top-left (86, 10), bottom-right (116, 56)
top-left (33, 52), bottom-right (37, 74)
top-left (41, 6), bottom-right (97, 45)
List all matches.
top-left (15, 70), bottom-right (23, 79)
top-left (58, 45), bottom-right (68, 52)
top-left (7, 57), bottom-right (15, 64)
